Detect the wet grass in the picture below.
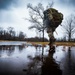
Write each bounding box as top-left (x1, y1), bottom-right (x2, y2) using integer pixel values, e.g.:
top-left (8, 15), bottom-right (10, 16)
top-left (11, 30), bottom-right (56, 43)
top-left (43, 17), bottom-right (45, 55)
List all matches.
top-left (55, 42), bottom-right (75, 46)
top-left (0, 40), bottom-right (75, 46)
top-left (27, 42), bottom-right (49, 45)
top-left (27, 42), bottom-right (75, 46)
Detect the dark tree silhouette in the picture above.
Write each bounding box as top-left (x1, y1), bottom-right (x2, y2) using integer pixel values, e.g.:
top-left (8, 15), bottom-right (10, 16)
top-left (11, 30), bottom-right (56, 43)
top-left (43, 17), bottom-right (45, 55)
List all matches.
top-left (0, 27), bottom-right (27, 41)
top-left (0, 27), bottom-right (3, 39)
top-left (18, 31), bottom-right (26, 41)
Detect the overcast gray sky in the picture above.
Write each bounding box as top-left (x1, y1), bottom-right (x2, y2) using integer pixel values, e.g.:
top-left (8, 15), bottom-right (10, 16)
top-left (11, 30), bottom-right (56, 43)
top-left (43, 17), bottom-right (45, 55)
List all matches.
top-left (0, 0), bottom-right (75, 38)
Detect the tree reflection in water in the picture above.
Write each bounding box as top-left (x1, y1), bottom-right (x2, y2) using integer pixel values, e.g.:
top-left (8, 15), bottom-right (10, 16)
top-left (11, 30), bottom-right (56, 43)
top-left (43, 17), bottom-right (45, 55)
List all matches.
top-left (0, 45), bottom-right (15, 57)
top-left (41, 47), bottom-right (62, 75)
top-left (18, 45), bottom-right (26, 52)
top-left (0, 45), bottom-right (25, 57)
top-left (23, 46), bottom-right (62, 75)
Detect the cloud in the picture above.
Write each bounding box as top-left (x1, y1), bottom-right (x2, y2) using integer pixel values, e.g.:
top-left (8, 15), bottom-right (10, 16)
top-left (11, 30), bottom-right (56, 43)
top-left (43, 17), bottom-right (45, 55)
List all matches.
top-left (0, 0), bottom-right (18, 9)
top-left (58, 0), bottom-right (75, 6)
top-left (69, 0), bottom-right (75, 6)
top-left (0, 0), bottom-right (75, 10)
top-left (0, 0), bottom-right (41, 10)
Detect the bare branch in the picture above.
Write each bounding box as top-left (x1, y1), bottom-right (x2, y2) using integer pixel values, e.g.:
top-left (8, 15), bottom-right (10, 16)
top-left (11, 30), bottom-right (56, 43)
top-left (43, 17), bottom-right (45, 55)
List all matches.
top-left (46, 1), bottom-right (54, 9)
top-left (62, 15), bottom-right (75, 41)
top-left (26, 2), bottom-right (54, 40)
top-left (27, 3), bottom-right (44, 19)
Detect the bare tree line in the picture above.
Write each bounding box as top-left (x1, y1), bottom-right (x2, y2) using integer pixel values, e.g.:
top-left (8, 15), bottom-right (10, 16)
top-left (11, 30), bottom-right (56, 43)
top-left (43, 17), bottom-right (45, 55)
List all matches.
top-left (0, 27), bottom-right (26, 41)
top-left (0, 27), bottom-right (48, 41)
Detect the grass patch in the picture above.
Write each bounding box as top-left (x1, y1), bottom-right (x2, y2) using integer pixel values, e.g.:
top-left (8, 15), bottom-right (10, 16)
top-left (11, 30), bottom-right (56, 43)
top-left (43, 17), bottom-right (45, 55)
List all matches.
top-left (27, 42), bottom-right (49, 45)
top-left (55, 42), bottom-right (75, 46)
top-left (0, 40), bottom-right (75, 46)
top-left (28, 41), bottom-right (75, 46)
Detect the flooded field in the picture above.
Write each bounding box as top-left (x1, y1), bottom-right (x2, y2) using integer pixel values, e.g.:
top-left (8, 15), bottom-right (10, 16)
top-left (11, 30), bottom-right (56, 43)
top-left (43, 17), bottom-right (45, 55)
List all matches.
top-left (0, 41), bottom-right (75, 75)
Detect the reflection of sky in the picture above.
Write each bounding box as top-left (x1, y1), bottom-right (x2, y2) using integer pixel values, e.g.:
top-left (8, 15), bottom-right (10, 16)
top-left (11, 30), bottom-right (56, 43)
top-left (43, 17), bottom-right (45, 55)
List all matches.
top-left (53, 46), bottom-right (66, 62)
top-left (0, 41), bottom-right (26, 45)
top-left (0, 44), bottom-right (75, 75)
top-left (0, 45), bottom-right (49, 74)
top-left (0, 0), bottom-right (75, 38)
top-left (53, 46), bottom-right (75, 75)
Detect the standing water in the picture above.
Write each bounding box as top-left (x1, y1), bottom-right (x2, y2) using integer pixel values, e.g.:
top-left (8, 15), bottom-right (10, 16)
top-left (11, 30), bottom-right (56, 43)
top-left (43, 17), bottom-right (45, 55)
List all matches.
top-left (0, 41), bottom-right (75, 75)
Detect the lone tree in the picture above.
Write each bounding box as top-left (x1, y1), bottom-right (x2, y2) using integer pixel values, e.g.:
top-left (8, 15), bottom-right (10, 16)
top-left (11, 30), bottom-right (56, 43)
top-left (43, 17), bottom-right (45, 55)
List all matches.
top-left (27, 2), bottom-right (54, 42)
top-left (62, 15), bottom-right (75, 41)
top-left (43, 8), bottom-right (63, 50)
